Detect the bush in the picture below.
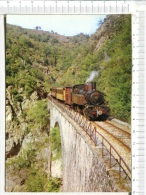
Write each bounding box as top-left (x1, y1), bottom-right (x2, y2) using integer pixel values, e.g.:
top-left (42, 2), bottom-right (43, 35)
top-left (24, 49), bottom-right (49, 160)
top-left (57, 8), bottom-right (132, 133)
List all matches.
top-left (27, 100), bottom-right (50, 131)
top-left (14, 94), bottom-right (23, 102)
top-left (24, 85), bottom-right (34, 97)
top-left (26, 171), bottom-right (62, 192)
top-left (46, 177), bottom-right (62, 192)
top-left (49, 127), bottom-right (61, 160)
top-left (26, 169), bottom-right (44, 192)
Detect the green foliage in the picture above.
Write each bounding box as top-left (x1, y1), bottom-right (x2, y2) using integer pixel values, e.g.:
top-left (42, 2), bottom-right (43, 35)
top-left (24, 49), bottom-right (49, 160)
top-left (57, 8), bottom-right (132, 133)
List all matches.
top-left (19, 35), bottom-right (33, 48)
top-left (26, 168), bottom-right (45, 192)
top-left (6, 14), bottom-right (131, 124)
top-left (26, 170), bottom-right (62, 192)
top-left (97, 15), bottom-right (131, 122)
top-left (46, 177), bottom-right (62, 192)
top-left (27, 100), bottom-right (50, 131)
top-left (6, 25), bottom-right (51, 97)
top-left (49, 126), bottom-right (61, 160)
top-left (6, 135), bottom-right (62, 192)
top-left (11, 88), bottom-right (18, 95)
top-left (7, 155), bottom-right (31, 169)
top-left (13, 94), bottom-right (23, 102)
top-left (6, 145), bottom-right (35, 169)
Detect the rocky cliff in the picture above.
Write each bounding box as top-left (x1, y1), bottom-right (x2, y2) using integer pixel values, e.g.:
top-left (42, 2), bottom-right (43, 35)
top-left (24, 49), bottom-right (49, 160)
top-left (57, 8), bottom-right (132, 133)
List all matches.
top-left (6, 86), bottom-right (62, 191)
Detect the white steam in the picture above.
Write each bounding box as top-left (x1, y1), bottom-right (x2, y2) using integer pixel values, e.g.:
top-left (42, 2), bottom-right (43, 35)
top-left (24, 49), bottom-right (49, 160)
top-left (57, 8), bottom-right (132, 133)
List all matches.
top-left (86, 71), bottom-right (99, 83)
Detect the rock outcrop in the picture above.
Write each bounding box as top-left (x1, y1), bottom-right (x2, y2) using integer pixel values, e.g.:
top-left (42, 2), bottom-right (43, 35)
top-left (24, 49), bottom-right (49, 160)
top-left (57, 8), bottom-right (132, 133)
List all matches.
top-left (6, 87), bottom-right (56, 191)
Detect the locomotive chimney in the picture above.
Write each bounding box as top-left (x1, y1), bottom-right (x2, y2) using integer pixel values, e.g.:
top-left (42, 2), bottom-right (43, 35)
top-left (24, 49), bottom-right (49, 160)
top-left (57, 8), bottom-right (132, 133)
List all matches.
top-left (92, 82), bottom-right (96, 90)
top-left (85, 82), bottom-right (96, 92)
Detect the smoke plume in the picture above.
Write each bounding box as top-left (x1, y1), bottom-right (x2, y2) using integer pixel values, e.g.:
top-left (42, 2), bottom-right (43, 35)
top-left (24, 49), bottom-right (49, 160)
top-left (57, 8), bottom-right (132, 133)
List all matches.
top-left (86, 71), bottom-right (99, 83)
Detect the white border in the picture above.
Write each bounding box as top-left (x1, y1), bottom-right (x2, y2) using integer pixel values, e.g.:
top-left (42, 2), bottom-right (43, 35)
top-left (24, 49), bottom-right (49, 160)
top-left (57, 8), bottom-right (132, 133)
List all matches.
top-left (0, 1), bottom-right (146, 195)
top-left (0, 15), bottom-right (6, 195)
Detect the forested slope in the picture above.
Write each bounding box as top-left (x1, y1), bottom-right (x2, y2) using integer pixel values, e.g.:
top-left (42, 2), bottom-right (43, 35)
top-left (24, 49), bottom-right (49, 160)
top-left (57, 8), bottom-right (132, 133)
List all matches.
top-left (6, 14), bottom-right (131, 122)
top-left (6, 14), bottom-right (131, 192)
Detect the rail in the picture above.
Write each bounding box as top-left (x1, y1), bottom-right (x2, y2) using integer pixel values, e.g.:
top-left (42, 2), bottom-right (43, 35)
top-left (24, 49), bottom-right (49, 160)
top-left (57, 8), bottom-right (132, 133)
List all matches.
top-left (48, 96), bottom-right (131, 181)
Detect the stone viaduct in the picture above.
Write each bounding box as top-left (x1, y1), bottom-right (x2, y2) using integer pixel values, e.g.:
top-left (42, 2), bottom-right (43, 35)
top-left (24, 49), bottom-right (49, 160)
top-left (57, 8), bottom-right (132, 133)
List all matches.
top-left (48, 97), bottom-right (131, 192)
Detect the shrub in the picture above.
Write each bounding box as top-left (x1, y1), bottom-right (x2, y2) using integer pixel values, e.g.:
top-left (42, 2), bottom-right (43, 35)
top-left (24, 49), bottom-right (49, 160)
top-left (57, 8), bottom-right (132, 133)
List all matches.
top-left (14, 94), bottom-right (23, 102)
top-left (27, 100), bottom-right (50, 131)
top-left (46, 177), bottom-right (62, 192)
top-left (26, 170), bottom-right (44, 192)
top-left (49, 127), bottom-right (61, 160)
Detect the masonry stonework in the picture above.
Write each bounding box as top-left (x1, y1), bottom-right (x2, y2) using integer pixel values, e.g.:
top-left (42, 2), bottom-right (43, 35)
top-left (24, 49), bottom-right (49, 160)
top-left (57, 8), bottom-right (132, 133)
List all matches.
top-left (48, 101), bottom-right (125, 192)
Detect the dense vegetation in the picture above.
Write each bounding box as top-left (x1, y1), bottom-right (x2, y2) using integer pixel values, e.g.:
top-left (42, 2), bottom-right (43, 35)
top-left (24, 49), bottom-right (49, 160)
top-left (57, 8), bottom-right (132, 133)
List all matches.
top-left (26, 100), bottom-right (50, 132)
top-left (6, 14), bottom-right (131, 192)
top-left (97, 15), bottom-right (131, 121)
top-left (6, 14), bottom-right (131, 123)
top-left (50, 126), bottom-right (62, 161)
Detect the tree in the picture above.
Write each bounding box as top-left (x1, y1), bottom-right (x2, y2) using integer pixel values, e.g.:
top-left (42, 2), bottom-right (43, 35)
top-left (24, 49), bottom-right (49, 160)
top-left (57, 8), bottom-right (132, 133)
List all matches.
top-left (97, 18), bottom-right (104, 27)
top-left (27, 100), bottom-right (49, 131)
top-left (35, 26), bottom-right (41, 30)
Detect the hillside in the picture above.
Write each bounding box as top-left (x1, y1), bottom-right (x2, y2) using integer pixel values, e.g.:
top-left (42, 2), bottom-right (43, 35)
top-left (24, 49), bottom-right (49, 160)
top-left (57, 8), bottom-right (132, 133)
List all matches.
top-left (6, 14), bottom-right (131, 192)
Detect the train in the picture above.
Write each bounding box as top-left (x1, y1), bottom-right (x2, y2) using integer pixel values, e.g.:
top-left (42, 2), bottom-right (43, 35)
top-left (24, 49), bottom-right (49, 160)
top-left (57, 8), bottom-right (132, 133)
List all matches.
top-left (50, 82), bottom-right (110, 121)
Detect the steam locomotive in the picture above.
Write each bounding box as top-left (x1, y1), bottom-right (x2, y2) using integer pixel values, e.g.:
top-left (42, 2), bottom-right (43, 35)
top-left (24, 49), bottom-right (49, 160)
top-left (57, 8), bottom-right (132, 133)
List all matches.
top-left (50, 82), bottom-right (110, 121)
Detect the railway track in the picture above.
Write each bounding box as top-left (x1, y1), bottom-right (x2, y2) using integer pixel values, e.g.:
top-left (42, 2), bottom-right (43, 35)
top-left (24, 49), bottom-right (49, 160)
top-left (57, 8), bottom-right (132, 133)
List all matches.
top-left (94, 121), bottom-right (131, 149)
top-left (91, 120), bottom-right (131, 176)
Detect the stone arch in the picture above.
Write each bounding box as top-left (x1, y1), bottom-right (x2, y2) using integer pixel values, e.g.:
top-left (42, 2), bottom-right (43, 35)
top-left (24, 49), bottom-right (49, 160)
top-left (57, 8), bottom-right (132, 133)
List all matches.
top-left (53, 116), bottom-right (62, 130)
top-left (51, 114), bottom-right (63, 147)
top-left (49, 117), bottom-right (63, 179)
